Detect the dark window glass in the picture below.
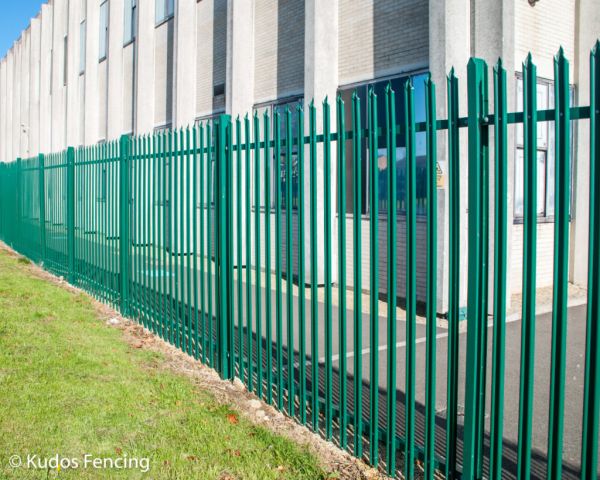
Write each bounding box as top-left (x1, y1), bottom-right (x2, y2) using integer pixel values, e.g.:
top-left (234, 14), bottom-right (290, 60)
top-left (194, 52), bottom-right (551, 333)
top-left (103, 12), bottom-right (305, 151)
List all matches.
top-left (338, 72), bottom-right (428, 216)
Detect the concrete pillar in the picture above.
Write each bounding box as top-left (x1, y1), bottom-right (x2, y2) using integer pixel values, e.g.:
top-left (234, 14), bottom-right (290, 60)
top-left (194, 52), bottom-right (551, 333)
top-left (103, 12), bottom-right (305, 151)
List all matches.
top-left (107, 0), bottom-right (125, 140)
top-left (0, 60), bottom-right (6, 161)
top-left (66, 0), bottom-right (82, 147)
top-left (15, 40), bottom-right (22, 159)
top-left (571, 0), bottom-right (600, 284)
top-left (29, 17), bottom-right (41, 156)
top-left (429, 0), bottom-right (471, 313)
top-left (13, 41), bottom-right (22, 159)
top-left (84, 0), bottom-right (100, 145)
top-left (135, 0), bottom-right (156, 135)
top-left (6, 49), bottom-right (14, 161)
top-left (470, 0), bottom-right (516, 311)
top-left (225, 0), bottom-right (255, 267)
top-left (39, 3), bottom-right (53, 153)
top-left (174, 0), bottom-right (198, 128)
top-left (304, 0), bottom-right (339, 285)
top-left (226, 0), bottom-right (254, 117)
top-left (50, 0), bottom-right (67, 152)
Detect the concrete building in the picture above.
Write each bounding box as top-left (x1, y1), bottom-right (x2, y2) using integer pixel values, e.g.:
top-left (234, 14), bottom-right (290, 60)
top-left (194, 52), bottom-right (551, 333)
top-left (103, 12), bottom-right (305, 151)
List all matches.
top-left (0, 0), bottom-right (597, 314)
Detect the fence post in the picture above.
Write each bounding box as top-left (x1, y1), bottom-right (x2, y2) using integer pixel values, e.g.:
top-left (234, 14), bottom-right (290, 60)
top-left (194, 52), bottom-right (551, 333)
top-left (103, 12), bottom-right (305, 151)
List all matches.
top-left (67, 148), bottom-right (76, 284)
top-left (216, 114), bottom-right (233, 380)
top-left (463, 58), bottom-right (490, 480)
top-left (119, 135), bottom-right (131, 317)
top-left (39, 154), bottom-right (46, 264)
top-left (15, 158), bottom-right (22, 248)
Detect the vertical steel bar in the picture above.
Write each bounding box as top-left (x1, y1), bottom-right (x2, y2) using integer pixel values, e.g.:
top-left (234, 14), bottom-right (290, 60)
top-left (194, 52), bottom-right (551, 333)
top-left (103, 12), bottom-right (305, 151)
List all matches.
top-left (323, 98), bottom-right (333, 440)
top-left (368, 87), bottom-right (380, 467)
top-left (352, 92), bottom-right (364, 458)
top-left (444, 75), bottom-right (461, 467)
top-left (405, 80), bottom-right (416, 479)
top-left (173, 129), bottom-right (181, 348)
top-left (67, 148), bottom-right (75, 285)
top-left (337, 95), bottom-right (348, 449)
top-left (297, 105), bottom-right (307, 424)
top-left (254, 112), bottom-right (263, 398)
top-left (517, 55), bottom-right (537, 480)
top-left (546, 49), bottom-right (571, 480)
top-left (309, 101), bottom-right (319, 432)
top-left (385, 83), bottom-right (398, 475)
top-left (218, 114), bottom-right (234, 379)
top-left (186, 128), bottom-right (193, 356)
top-left (207, 123), bottom-right (214, 366)
top-left (39, 154), bottom-right (46, 264)
top-left (581, 40), bottom-right (600, 480)
top-left (286, 108), bottom-right (295, 417)
top-left (490, 59), bottom-right (508, 480)
top-left (244, 115), bottom-right (253, 390)
top-left (193, 126), bottom-right (200, 359)
top-left (424, 76), bottom-right (437, 480)
top-left (463, 58), bottom-right (490, 480)
top-left (275, 109), bottom-right (283, 409)
top-left (264, 111), bottom-right (273, 404)
top-left (199, 124), bottom-right (207, 361)
top-left (236, 118), bottom-right (244, 376)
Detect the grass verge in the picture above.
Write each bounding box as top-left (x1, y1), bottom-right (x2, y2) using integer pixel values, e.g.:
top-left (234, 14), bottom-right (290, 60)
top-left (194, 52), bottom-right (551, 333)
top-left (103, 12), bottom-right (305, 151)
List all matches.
top-left (0, 249), bottom-right (327, 479)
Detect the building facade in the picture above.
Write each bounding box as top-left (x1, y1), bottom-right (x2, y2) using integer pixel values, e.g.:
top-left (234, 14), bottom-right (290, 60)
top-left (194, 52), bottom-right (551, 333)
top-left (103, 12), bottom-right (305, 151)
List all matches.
top-left (0, 0), bottom-right (598, 314)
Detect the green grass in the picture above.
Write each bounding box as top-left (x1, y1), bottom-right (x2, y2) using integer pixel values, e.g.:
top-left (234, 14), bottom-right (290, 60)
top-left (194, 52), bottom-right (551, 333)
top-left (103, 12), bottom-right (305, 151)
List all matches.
top-left (0, 249), bottom-right (327, 479)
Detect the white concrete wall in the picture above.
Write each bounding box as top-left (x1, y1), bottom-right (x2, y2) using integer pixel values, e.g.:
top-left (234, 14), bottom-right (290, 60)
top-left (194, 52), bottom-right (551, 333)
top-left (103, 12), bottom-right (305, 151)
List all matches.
top-left (0, 0), bottom-right (594, 313)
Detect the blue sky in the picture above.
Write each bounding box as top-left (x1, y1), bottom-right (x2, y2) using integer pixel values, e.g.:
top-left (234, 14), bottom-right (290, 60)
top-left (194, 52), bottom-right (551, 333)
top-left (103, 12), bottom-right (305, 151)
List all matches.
top-left (0, 1), bottom-right (44, 59)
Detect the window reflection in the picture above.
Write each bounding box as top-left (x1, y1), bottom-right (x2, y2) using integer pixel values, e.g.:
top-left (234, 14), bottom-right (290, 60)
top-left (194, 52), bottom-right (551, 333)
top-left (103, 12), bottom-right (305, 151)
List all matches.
top-left (338, 72), bottom-right (429, 216)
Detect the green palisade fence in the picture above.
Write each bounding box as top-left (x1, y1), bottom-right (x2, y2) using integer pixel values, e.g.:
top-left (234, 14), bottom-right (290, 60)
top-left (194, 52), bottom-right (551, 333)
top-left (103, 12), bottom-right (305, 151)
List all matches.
top-left (1, 46), bottom-right (599, 480)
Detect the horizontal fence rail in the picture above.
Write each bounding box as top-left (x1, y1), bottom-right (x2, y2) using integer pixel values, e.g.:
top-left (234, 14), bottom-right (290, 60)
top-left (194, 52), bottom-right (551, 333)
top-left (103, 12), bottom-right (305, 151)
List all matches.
top-left (1, 45), bottom-right (599, 480)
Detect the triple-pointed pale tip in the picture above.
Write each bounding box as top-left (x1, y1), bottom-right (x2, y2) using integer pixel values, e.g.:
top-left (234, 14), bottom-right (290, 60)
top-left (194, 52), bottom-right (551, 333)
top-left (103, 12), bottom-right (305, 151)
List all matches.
top-left (525, 52), bottom-right (534, 64)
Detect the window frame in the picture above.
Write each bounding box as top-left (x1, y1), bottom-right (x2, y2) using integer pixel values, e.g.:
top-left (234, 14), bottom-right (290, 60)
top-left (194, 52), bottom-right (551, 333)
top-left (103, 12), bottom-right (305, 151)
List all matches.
top-left (79, 19), bottom-right (86, 75)
top-left (337, 69), bottom-right (429, 218)
top-left (99, 0), bottom-right (109, 62)
top-left (252, 95), bottom-right (304, 212)
top-left (155, 0), bottom-right (175, 26)
top-left (124, 0), bottom-right (137, 46)
top-left (63, 35), bottom-right (68, 86)
top-left (513, 74), bottom-right (576, 223)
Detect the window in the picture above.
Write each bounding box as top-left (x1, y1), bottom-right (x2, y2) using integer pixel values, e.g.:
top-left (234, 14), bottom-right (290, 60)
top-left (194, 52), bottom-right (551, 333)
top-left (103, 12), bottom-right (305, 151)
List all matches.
top-left (79, 20), bottom-right (86, 74)
top-left (155, 0), bottom-right (174, 25)
top-left (253, 97), bottom-right (303, 210)
top-left (63, 35), bottom-right (68, 86)
top-left (337, 72), bottom-right (428, 215)
top-left (514, 76), bottom-right (575, 220)
top-left (124, 0), bottom-right (136, 44)
top-left (99, 1), bottom-right (108, 61)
